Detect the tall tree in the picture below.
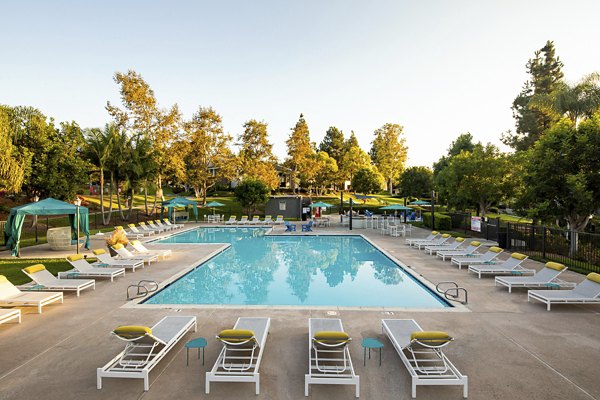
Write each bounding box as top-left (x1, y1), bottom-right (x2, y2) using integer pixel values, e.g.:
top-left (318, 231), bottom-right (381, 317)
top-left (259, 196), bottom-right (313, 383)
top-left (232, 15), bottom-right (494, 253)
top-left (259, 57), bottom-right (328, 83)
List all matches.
top-left (352, 167), bottom-right (385, 194)
top-left (285, 114), bottom-right (316, 192)
top-left (313, 151), bottom-right (339, 195)
top-left (502, 41), bottom-right (564, 150)
top-left (0, 106), bottom-right (27, 193)
top-left (339, 132), bottom-right (371, 184)
top-left (318, 126), bottom-right (345, 164)
top-left (237, 119), bottom-right (279, 189)
top-left (399, 166), bottom-right (433, 199)
top-left (84, 124), bottom-right (115, 224)
top-left (370, 123), bottom-right (408, 193)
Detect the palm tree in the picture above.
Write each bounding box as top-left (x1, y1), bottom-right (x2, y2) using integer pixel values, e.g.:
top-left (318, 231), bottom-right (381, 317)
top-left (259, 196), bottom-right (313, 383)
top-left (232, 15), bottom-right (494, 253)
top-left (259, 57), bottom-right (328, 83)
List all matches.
top-left (84, 124), bottom-right (115, 225)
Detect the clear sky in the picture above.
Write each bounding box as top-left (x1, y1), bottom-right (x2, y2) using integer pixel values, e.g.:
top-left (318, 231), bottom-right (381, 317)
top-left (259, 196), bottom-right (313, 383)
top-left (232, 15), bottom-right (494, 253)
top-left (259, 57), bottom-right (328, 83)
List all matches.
top-left (1, 0), bottom-right (599, 167)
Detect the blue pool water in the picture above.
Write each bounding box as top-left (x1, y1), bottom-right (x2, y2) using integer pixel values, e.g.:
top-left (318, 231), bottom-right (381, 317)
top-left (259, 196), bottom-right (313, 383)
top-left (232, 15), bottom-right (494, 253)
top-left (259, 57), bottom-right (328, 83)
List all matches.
top-left (144, 228), bottom-right (450, 308)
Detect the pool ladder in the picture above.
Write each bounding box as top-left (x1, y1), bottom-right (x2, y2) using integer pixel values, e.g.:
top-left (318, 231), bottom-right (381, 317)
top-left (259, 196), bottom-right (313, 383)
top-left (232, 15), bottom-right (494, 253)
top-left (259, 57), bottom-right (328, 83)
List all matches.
top-left (127, 280), bottom-right (159, 300)
top-left (436, 282), bottom-right (468, 305)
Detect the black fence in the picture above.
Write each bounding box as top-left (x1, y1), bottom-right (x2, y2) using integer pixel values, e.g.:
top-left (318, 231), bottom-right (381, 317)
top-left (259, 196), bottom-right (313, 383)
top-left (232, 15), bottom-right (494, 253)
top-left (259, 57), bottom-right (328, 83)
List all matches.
top-left (445, 212), bottom-right (499, 241)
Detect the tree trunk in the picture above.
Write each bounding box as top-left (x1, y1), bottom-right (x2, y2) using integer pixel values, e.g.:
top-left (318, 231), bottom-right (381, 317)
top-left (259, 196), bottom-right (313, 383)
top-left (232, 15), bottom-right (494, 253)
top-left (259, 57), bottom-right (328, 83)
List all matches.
top-left (567, 214), bottom-right (592, 257)
top-left (126, 188), bottom-right (134, 220)
top-left (193, 187), bottom-right (200, 199)
top-left (100, 168), bottom-right (109, 225)
top-left (202, 181), bottom-right (208, 205)
top-left (116, 179), bottom-right (125, 220)
top-left (388, 177), bottom-right (393, 194)
top-left (106, 172), bottom-right (114, 224)
top-left (144, 185), bottom-right (149, 215)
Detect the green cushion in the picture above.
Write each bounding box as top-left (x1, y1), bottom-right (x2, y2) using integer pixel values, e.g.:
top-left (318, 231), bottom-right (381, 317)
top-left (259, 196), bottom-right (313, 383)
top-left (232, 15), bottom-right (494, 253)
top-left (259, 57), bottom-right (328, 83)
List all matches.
top-left (545, 262), bottom-right (566, 271)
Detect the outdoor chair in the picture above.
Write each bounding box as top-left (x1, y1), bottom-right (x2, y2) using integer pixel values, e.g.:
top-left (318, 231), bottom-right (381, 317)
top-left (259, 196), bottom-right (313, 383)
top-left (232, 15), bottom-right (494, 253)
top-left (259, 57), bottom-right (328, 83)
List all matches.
top-left (145, 221), bottom-right (166, 233)
top-left (128, 240), bottom-right (172, 259)
top-left (21, 264), bottom-right (95, 297)
top-left (239, 216), bottom-right (249, 225)
top-left (273, 215), bottom-right (285, 225)
top-left (0, 275), bottom-right (63, 313)
top-left (162, 218), bottom-right (183, 229)
top-left (97, 316), bottom-right (197, 391)
top-left (437, 241), bottom-right (484, 261)
top-left (206, 317), bottom-right (270, 395)
top-left (528, 272), bottom-right (600, 311)
top-left (154, 220), bottom-right (174, 231)
top-left (305, 318), bottom-right (359, 397)
top-left (263, 215), bottom-right (274, 225)
top-left (116, 225), bottom-right (144, 239)
top-left (302, 220), bottom-right (314, 232)
top-left (285, 221), bottom-right (297, 232)
top-left (112, 243), bottom-right (158, 265)
top-left (495, 262), bottom-right (575, 292)
top-left (138, 222), bottom-right (160, 235)
top-left (249, 216), bottom-right (261, 225)
top-left (93, 249), bottom-right (144, 271)
top-left (0, 308), bottom-right (21, 325)
top-left (467, 253), bottom-right (533, 278)
top-left (424, 237), bottom-right (465, 255)
top-left (415, 234), bottom-right (451, 250)
top-left (61, 254), bottom-right (125, 282)
top-left (225, 216), bottom-right (237, 225)
top-left (382, 319), bottom-right (468, 398)
top-left (405, 231), bottom-right (440, 247)
top-left (127, 223), bottom-right (154, 237)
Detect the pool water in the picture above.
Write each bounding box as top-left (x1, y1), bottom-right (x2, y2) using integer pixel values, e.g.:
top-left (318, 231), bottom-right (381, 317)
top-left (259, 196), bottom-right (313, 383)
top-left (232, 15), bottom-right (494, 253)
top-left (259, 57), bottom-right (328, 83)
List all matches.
top-left (144, 228), bottom-right (450, 308)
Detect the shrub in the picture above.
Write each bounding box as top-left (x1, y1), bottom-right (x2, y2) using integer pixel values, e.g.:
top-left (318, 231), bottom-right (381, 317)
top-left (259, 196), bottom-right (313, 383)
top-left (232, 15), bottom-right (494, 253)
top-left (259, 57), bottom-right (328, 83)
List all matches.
top-left (422, 212), bottom-right (452, 230)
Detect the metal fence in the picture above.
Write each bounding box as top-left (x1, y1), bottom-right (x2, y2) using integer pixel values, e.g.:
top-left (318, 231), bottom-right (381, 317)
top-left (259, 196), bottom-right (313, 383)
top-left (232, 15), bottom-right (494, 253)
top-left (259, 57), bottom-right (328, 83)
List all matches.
top-left (445, 212), bottom-right (500, 241)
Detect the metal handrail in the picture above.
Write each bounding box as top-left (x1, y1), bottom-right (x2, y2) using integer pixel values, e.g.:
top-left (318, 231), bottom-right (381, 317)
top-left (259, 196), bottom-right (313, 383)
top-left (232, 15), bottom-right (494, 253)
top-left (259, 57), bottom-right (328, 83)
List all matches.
top-left (436, 281), bottom-right (468, 304)
top-left (127, 280), bottom-right (159, 300)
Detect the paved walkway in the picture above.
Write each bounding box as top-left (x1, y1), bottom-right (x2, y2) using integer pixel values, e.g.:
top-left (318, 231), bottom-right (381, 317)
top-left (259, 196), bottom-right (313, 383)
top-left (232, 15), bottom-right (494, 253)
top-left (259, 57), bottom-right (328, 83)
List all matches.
top-left (0, 223), bottom-right (598, 400)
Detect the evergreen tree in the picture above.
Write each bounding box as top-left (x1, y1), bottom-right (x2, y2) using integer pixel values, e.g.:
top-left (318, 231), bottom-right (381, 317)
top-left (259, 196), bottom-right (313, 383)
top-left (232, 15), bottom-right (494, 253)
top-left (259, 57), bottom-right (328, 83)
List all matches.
top-left (318, 126), bottom-right (345, 164)
top-left (237, 119), bottom-right (279, 189)
top-left (503, 40), bottom-right (564, 150)
top-left (285, 114), bottom-right (316, 192)
top-left (370, 123), bottom-right (408, 193)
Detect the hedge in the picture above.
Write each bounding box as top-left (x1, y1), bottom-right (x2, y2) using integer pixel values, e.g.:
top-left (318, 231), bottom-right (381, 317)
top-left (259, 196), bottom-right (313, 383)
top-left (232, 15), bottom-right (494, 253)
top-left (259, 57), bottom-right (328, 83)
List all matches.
top-left (422, 212), bottom-right (453, 231)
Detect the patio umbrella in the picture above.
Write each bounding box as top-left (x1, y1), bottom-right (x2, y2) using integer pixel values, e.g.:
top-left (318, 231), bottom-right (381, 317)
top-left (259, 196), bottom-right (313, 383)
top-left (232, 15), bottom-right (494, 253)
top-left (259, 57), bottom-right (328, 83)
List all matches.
top-left (409, 200), bottom-right (431, 206)
top-left (205, 201), bottom-right (225, 215)
top-left (380, 204), bottom-right (413, 219)
top-left (310, 201), bottom-right (334, 208)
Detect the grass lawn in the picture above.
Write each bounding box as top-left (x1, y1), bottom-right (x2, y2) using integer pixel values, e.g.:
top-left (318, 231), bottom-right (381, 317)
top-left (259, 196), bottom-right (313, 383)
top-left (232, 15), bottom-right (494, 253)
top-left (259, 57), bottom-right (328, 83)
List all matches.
top-left (0, 258), bottom-right (80, 285)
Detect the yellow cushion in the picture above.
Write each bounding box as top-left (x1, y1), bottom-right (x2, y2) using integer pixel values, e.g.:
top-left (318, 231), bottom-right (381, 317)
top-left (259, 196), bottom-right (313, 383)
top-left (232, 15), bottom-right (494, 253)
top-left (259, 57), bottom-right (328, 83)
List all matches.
top-left (139, 222), bottom-right (146, 225)
top-left (410, 331), bottom-right (451, 344)
top-left (115, 226), bottom-right (123, 229)
top-left (314, 331), bottom-right (350, 343)
top-left (0, 275), bottom-right (9, 283)
top-left (67, 254), bottom-right (84, 262)
top-left (113, 325), bottom-right (152, 339)
top-left (470, 241), bottom-right (481, 246)
top-left (442, 234), bottom-right (450, 238)
top-left (113, 243), bottom-right (124, 250)
top-left (511, 253), bottom-right (527, 260)
top-left (128, 224), bottom-right (136, 228)
top-left (23, 264), bottom-right (46, 274)
top-left (217, 329), bottom-right (255, 342)
top-left (489, 246), bottom-right (502, 253)
top-left (93, 249), bottom-right (106, 255)
top-left (587, 272), bottom-right (600, 284)
top-left (242, 216), bottom-right (248, 218)
top-left (431, 231), bottom-right (439, 235)
top-left (545, 262), bottom-right (566, 271)
top-left (131, 240), bottom-right (141, 246)
top-left (455, 237), bottom-right (465, 242)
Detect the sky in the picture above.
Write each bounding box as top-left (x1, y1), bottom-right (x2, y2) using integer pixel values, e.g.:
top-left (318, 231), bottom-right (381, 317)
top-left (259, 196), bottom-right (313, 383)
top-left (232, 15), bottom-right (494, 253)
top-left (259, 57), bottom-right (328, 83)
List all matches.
top-left (2, 0), bottom-right (599, 167)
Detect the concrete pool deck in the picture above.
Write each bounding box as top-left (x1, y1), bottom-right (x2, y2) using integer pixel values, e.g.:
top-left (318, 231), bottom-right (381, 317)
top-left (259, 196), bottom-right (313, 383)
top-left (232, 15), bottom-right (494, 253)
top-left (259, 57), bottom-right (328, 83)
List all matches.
top-left (0, 223), bottom-right (598, 400)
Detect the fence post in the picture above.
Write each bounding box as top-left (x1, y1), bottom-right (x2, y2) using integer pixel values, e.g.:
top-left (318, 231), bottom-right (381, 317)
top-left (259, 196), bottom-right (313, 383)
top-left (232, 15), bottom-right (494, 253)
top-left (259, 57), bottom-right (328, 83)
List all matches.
top-left (506, 222), bottom-right (510, 249)
top-left (542, 225), bottom-right (546, 259)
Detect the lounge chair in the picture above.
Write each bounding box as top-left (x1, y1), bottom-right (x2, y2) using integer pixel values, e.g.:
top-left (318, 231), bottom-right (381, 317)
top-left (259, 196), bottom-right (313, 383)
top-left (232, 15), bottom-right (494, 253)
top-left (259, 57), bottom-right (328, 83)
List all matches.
top-left (112, 244), bottom-right (159, 265)
top-left (60, 254), bottom-right (125, 282)
top-left (424, 237), bottom-right (465, 255)
top-left (382, 319), bottom-right (468, 398)
top-left (206, 317), bottom-right (271, 395)
top-left (438, 241), bottom-right (483, 261)
top-left (248, 216), bottom-right (260, 225)
top-left (528, 272), bottom-right (600, 311)
top-left (495, 262), bottom-right (575, 292)
top-left (263, 215), bottom-right (274, 225)
top-left (405, 231), bottom-right (440, 247)
top-left (116, 225), bottom-right (144, 239)
top-left (97, 315), bottom-right (197, 391)
top-left (305, 318), bottom-right (359, 397)
top-left (162, 218), bottom-right (183, 229)
top-left (225, 216), bottom-right (237, 225)
top-left (273, 215), bottom-right (285, 225)
top-left (93, 249), bottom-right (144, 271)
top-left (468, 253), bottom-right (533, 278)
top-left (302, 220), bottom-right (314, 232)
top-left (449, 246), bottom-right (503, 265)
top-left (145, 221), bottom-right (166, 234)
top-left (154, 220), bottom-right (174, 231)
top-left (285, 221), bottom-right (297, 232)
top-left (0, 308), bottom-right (21, 324)
top-left (415, 234), bottom-right (451, 250)
top-left (239, 216), bottom-right (249, 225)
top-left (128, 240), bottom-right (172, 259)
top-left (0, 275), bottom-right (63, 313)
top-left (128, 223), bottom-right (154, 237)
top-left (21, 264), bottom-right (95, 297)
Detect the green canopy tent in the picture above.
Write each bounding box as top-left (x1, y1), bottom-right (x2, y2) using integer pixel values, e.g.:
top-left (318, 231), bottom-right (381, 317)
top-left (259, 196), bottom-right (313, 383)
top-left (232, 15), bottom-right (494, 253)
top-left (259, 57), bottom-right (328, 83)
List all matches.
top-left (161, 197), bottom-right (198, 222)
top-left (4, 198), bottom-right (90, 257)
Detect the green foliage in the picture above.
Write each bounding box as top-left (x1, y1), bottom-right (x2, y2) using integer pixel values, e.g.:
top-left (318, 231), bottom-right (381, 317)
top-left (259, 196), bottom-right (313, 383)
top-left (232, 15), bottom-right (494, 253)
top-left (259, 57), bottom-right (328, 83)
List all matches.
top-left (351, 167), bottom-right (384, 194)
top-left (339, 132), bottom-right (371, 183)
top-left (399, 166), bottom-right (433, 198)
top-left (433, 133), bottom-right (475, 176)
top-left (313, 151), bottom-right (339, 195)
top-left (318, 126), bottom-right (346, 164)
top-left (285, 114), bottom-right (317, 192)
top-left (237, 119), bottom-right (279, 189)
top-left (503, 40), bottom-right (564, 151)
top-left (422, 212), bottom-right (452, 230)
top-left (0, 106), bottom-right (26, 193)
top-left (370, 123), bottom-right (408, 193)
top-left (234, 179), bottom-right (270, 214)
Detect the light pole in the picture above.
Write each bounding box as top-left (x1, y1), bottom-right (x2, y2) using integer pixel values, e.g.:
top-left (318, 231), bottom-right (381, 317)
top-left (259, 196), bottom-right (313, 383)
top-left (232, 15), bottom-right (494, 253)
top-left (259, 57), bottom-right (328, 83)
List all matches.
top-left (74, 197), bottom-right (82, 254)
top-left (33, 194), bottom-right (39, 243)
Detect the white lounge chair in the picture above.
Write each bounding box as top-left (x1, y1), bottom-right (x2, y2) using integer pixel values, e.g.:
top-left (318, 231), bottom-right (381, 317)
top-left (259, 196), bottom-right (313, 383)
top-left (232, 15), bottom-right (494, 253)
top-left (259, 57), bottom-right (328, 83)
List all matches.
top-left (128, 240), bottom-right (172, 259)
top-left (112, 244), bottom-right (159, 265)
top-left (468, 253), bottom-right (533, 278)
top-left (0, 308), bottom-right (21, 324)
top-left (263, 215), bottom-right (274, 225)
top-left (248, 216), bottom-right (260, 225)
top-left (449, 246), bottom-right (503, 265)
top-left (162, 218), bottom-right (183, 229)
top-left (273, 215), bottom-right (285, 225)
top-left (145, 221), bottom-right (166, 234)
top-left (406, 231), bottom-right (440, 247)
top-left (154, 220), bottom-right (174, 231)
top-left (128, 223), bottom-right (154, 237)
top-left (382, 319), bottom-right (468, 398)
top-left (225, 216), bottom-right (237, 225)
top-left (438, 241), bottom-right (483, 261)
top-left (93, 249), bottom-right (144, 271)
top-left (61, 254), bottom-right (125, 282)
top-left (206, 317), bottom-right (271, 395)
top-left (238, 216), bottom-right (249, 225)
top-left (116, 225), bottom-right (144, 239)
top-left (424, 237), bottom-right (465, 255)
top-left (305, 318), bottom-right (359, 398)
top-left (415, 234), bottom-right (451, 250)
top-left (528, 272), bottom-right (600, 311)
top-left (21, 264), bottom-right (95, 297)
top-left (97, 315), bottom-right (197, 391)
top-left (495, 262), bottom-right (575, 292)
top-left (0, 275), bottom-right (63, 313)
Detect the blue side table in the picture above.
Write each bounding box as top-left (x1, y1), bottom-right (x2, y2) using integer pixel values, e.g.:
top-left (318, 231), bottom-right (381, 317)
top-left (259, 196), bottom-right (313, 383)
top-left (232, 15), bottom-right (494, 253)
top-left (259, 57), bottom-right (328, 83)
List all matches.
top-left (185, 337), bottom-right (207, 366)
top-left (362, 337), bottom-right (384, 366)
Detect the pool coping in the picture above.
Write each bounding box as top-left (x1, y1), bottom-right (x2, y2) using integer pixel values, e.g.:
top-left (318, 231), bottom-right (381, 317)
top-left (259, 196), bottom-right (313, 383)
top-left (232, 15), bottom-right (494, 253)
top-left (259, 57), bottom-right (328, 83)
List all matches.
top-left (125, 227), bottom-right (469, 312)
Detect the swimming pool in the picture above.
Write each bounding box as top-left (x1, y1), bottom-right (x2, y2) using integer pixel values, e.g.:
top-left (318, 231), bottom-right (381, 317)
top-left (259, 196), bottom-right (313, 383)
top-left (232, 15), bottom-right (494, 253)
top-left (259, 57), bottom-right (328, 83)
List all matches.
top-left (144, 228), bottom-right (450, 308)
